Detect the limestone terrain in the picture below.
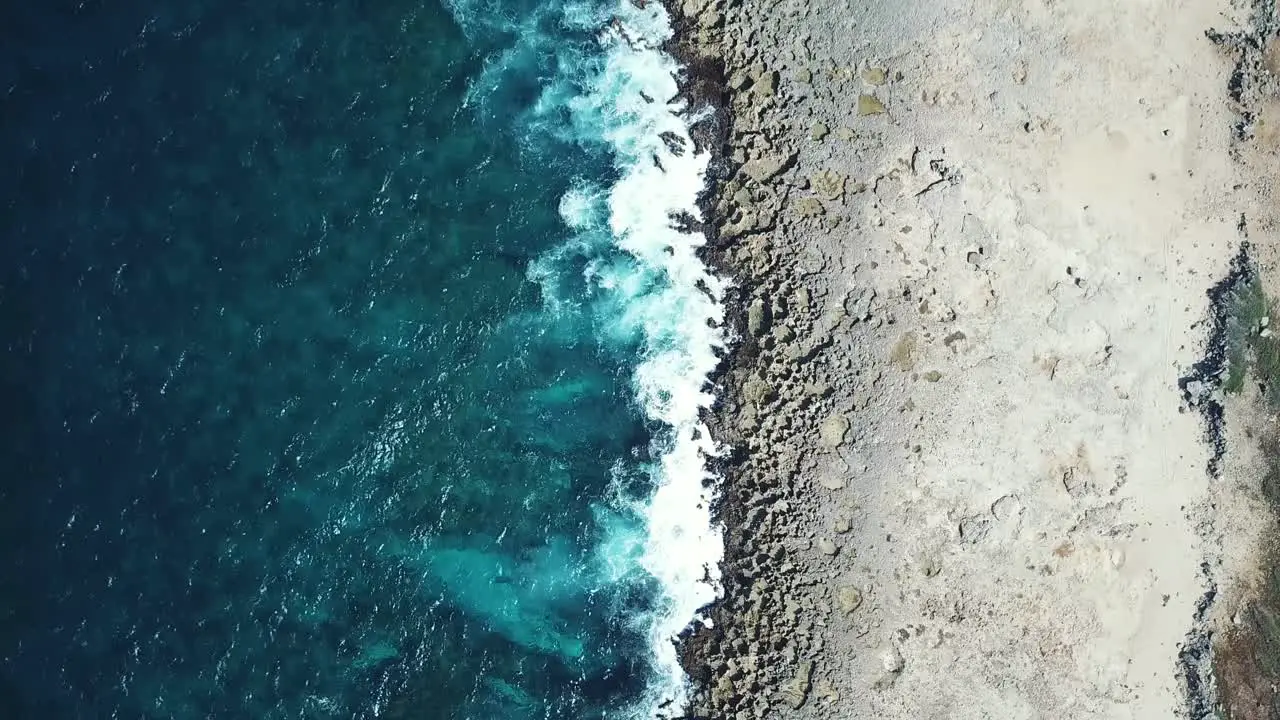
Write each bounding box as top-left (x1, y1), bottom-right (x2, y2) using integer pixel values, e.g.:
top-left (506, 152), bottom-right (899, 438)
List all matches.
top-left (668, 0), bottom-right (1280, 717)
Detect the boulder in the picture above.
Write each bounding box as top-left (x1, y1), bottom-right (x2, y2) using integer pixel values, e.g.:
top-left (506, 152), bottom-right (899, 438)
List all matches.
top-left (837, 586), bottom-right (863, 614)
top-left (779, 660), bottom-right (814, 709)
top-left (748, 298), bottom-right (770, 336)
top-left (819, 414), bottom-right (850, 448)
top-left (741, 152), bottom-right (795, 183)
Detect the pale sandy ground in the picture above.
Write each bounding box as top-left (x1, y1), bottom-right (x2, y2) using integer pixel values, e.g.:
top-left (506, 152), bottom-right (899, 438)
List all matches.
top-left (676, 0), bottom-right (1280, 717)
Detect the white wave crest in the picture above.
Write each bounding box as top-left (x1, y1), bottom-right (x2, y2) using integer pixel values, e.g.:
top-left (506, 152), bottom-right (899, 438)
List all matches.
top-left (449, 0), bottom-right (728, 713)
top-left (580, 3), bottom-right (726, 716)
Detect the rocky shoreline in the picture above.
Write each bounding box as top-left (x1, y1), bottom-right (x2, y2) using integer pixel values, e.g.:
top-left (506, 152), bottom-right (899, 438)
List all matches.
top-left (669, 0), bottom-right (909, 715)
top-left (664, 0), bottom-right (1280, 717)
top-left (665, 0), bottom-right (812, 717)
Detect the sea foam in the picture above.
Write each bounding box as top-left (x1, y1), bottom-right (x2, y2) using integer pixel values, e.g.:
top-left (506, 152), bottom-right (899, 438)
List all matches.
top-left (569, 2), bottom-right (727, 716)
top-left (450, 0), bottom-right (727, 713)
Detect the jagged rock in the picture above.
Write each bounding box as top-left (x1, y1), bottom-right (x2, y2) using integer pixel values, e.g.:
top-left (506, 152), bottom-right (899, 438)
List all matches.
top-left (743, 376), bottom-right (774, 406)
top-left (794, 197), bottom-right (825, 217)
top-left (779, 660), bottom-right (814, 709)
top-left (748, 298), bottom-right (770, 336)
top-left (814, 679), bottom-right (839, 704)
top-left (743, 243), bottom-right (774, 277)
top-left (818, 538), bottom-right (838, 555)
top-left (858, 94), bottom-right (887, 115)
top-left (723, 197), bottom-right (779, 238)
top-left (819, 414), bottom-right (850, 447)
top-left (837, 586), bottom-right (863, 614)
top-left (712, 674), bottom-right (736, 706)
top-left (810, 121), bottom-right (830, 141)
top-left (834, 518), bottom-right (851, 533)
top-left (922, 370), bottom-right (942, 382)
top-left (751, 68), bottom-right (778, 98)
top-left (770, 294), bottom-right (788, 319)
top-left (844, 287), bottom-right (876, 322)
top-left (811, 169), bottom-right (846, 200)
top-left (796, 67), bottom-right (813, 83)
top-left (793, 287), bottom-right (811, 314)
top-left (722, 214), bottom-right (756, 238)
top-left (805, 380), bottom-right (831, 397)
top-left (836, 126), bottom-right (858, 142)
top-left (680, 0), bottom-right (714, 18)
top-left (741, 152), bottom-right (794, 183)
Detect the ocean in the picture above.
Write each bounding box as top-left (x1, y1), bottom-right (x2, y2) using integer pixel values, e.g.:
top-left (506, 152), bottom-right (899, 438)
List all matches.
top-left (0, 0), bottom-right (725, 717)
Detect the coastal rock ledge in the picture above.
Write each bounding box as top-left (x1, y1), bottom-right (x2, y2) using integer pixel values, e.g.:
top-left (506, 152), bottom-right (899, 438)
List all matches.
top-left (672, 0), bottom-right (1280, 718)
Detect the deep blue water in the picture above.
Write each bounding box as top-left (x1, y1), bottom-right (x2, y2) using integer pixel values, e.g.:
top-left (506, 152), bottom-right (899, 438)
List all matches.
top-left (0, 0), bottom-right (722, 718)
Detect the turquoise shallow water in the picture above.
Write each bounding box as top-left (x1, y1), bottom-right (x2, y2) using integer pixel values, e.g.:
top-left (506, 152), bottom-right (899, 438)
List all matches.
top-left (0, 0), bottom-right (723, 718)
